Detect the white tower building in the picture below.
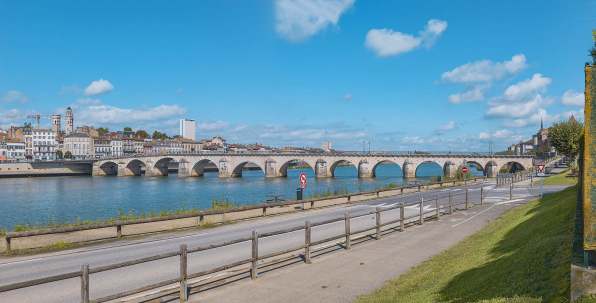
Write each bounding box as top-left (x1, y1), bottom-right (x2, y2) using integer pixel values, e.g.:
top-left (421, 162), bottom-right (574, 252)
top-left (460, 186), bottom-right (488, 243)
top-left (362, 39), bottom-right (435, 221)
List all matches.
top-left (52, 114), bottom-right (61, 134)
top-left (65, 107), bottom-right (74, 135)
top-left (180, 118), bottom-right (195, 141)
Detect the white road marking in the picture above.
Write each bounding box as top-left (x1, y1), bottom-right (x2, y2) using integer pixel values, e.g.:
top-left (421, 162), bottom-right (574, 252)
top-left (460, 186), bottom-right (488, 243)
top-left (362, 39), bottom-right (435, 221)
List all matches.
top-left (451, 205), bottom-right (495, 227)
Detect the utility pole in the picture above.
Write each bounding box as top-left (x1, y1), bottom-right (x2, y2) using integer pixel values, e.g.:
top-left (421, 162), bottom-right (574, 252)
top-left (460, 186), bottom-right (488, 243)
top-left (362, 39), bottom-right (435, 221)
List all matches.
top-left (362, 141), bottom-right (365, 154)
top-left (368, 142), bottom-right (370, 154)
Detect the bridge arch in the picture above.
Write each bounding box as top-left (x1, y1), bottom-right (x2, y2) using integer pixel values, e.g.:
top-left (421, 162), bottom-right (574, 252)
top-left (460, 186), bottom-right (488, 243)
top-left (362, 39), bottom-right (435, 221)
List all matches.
top-left (98, 161), bottom-right (118, 176)
top-left (328, 159), bottom-right (358, 178)
top-left (414, 161), bottom-right (444, 178)
top-left (371, 160), bottom-right (403, 178)
top-left (125, 159), bottom-right (145, 176)
top-left (149, 157), bottom-right (174, 177)
top-left (230, 161), bottom-right (265, 178)
top-left (189, 159), bottom-right (218, 177)
top-left (278, 159), bottom-right (316, 177)
top-left (499, 161), bottom-right (526, 174)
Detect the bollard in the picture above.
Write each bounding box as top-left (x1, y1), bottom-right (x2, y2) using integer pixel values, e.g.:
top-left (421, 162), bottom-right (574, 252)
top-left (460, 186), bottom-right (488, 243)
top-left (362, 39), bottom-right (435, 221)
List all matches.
top-left (5, 237), bottom-right (10, 251)
top-left (117, 225), bottom-right (122, 238)
top-left (436, 195), bottom-right (440, 220)
top-left (180, 244), bottom-right (187, 303)
top-left (449, 192), bottom-right (453, 215)
top-left (305, 221), bottom-right (311, 262)
top-left (400, 203), bottom-right (405, 232)
top-left (465, 189), bottom-right (469, 210)
top-left (420, 198), bottom-right (424, 225)
top-left (376, 207), bottom-right (381, 240)
top-left (81, 264), bottom-right (89, 303)
top-left (344, 214), bottom-right (350, 250)
top-left (510, 184), bottom-right (513, 200)
top-left (251, 230), bottom-right (258, 279)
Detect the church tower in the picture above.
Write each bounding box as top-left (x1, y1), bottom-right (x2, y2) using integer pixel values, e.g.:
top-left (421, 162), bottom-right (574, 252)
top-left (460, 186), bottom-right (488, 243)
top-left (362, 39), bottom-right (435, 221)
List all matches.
top-left (65, 107), bottom-right (73, 135)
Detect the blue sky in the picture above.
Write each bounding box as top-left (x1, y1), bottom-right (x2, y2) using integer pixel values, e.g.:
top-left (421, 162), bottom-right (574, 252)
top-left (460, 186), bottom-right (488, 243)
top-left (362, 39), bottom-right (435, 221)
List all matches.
top-left (0, 0), bottom-right (593, 151)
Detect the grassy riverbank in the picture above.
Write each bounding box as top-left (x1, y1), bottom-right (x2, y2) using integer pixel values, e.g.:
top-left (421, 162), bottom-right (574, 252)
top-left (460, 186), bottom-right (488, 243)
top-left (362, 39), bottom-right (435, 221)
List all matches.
top-left (355, 186), bottom-right (577, 302)
top-left (533, 168), bottom-right (578, 185)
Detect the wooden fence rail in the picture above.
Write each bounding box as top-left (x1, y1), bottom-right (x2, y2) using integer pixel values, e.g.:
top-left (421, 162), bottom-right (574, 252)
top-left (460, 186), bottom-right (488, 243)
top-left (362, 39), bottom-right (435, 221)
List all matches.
top-left (0, 187), bottom-right (479, 303)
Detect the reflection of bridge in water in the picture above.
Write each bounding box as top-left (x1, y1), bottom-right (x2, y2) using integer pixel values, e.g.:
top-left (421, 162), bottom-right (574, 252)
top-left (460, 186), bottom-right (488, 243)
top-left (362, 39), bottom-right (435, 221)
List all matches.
top-left (93, 152), bottom-right (534, 179)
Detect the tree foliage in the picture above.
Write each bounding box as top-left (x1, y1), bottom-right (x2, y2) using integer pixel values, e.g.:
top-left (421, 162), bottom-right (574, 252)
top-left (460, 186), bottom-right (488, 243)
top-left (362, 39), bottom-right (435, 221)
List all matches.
top-left (135, 130), bottom-right (149, 139)
top-left (56, 150), bottom-right (63, 159)
top-left (590, 28), bottom-right (596, 65)
top-left (97, 127), bottom-right (109, 135)
top-left (548, 119), bottom-right (584, 160)
top-left (152, 131), bottom-right (169, 139)
top-left (123, 127), bottom-right (132, 131)
top-left (64, 151), bottom-right (72, 159)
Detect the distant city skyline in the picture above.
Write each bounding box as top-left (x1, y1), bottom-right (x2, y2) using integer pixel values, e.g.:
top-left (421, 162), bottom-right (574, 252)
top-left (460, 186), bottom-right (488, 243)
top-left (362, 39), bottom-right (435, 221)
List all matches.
top-left (0, 0), bottom-right (592, 151)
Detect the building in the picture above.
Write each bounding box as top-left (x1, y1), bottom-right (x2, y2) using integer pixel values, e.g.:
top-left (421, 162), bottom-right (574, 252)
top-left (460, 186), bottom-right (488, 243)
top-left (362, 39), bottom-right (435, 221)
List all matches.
top-left (32, 129), bottom-right (57, 161)
top-left (0, 138), bottom-right (6, 161)
top-left (322, 141), bottom-right (331, 151)
top-left (228, 144), bottom-right (248, 153)
top-left (76, 126), bottom-right (99, 137)
top-left (9, 124), bottom-right (33, 159)
top-left (122, 136), bottom-right (135, 156)
top-left (64, 133), bottom-right (93, 159)
top-left (52, 114), bottom-right (61, 133)
top-left (65, 107), bottom-right (74, 135)
top-left (211, 137), bottom-right (227, 152)
top-left (133, 137), bottom-right (145, 154)
top-left (176, 138), bottom-right (201, 153)
top-left (110, 137), bottom-right (123, 157)
top-left (3, 137), bottom-right (26, 162)
top-left (93, 137), bottom-right (112, 158)
top-left (180, 118), bottom-right (195, 141)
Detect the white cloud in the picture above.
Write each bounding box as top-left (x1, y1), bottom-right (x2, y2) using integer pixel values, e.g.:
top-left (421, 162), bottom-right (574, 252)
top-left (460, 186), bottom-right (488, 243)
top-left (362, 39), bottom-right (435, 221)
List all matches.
top-left (441, 54), bottom-right (528, 83)
top-left (435, 120), bottom-right (457, 134)
top-left (76, 104), bottom-right (186, 124)
top-left (176, 88), bottom-right (185, 94)
top-left (495, 73), bottom-right (551, 103)
top-left (402, 136), bottom-right (424, 144)
top-left (76, 98), bottom-right (102, 106)
top-left (275, 0), bottom-right (355, 42)
top-left (84, 78), bottom-right (114, 96)
top-left (485, 95), bottom-right (554, 119)
top-left (561, 89), bottom-right (584, 106)
top-left (447, 84), bottom-right (490, 104)
top-left (501, 108), bottom-right (584, 128)
top-left (341, 94), bottom-right (353, 100)
top-left (478, 131), bottom-right (490, 140)
top-left (1, 91), bottom-right (29, 104)
top-left (365, 19), bottom-right (447, 57)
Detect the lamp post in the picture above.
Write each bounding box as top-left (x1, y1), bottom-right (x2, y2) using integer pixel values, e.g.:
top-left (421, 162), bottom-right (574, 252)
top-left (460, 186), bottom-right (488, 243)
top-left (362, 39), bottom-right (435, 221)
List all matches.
top-left (363, 140), bottom-right (365, 154)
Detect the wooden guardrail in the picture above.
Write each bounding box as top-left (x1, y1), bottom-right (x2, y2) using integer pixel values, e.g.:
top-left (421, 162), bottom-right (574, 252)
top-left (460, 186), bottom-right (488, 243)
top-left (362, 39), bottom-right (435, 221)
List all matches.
top-left (0, 189), bottom-right (476, 303)
top-left (2, 176), bottom-right (488, 250)
top-left (495, 158), bottom-right (564, 188)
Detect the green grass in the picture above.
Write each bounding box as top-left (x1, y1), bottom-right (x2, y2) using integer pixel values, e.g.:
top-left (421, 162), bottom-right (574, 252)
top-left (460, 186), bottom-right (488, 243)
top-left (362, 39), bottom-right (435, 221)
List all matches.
top-left (355, 186), bottom-right (578, 303)
top-left (534, 168), bottom-right (578, 185)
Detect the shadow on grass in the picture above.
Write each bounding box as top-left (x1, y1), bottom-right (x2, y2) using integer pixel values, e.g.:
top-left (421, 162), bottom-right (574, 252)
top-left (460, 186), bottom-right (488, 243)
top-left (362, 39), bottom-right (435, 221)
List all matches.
top-left (438, 186), bottom-right (577, 302)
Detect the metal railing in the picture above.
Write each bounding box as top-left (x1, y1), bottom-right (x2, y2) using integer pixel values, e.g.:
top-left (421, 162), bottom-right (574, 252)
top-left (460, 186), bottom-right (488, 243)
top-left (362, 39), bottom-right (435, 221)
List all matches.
top-left (0, 188), bottom-right (480, 303)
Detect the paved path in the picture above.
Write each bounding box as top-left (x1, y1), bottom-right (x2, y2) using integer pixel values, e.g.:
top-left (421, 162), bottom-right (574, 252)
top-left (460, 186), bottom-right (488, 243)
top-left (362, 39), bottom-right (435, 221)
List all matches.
top-left (0, 177), bottom-right (568, 303)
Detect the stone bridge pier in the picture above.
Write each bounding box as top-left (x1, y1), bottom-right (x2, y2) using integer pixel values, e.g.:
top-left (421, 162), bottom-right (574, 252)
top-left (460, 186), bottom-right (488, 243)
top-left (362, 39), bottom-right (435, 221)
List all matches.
top-left (358, 160), bottom-right (374, 178)
top-left (315, 160), bottom-right (332, 178)
top-left (403, 160), bottom-right (415, 178)
top-left (117, 162), bottom-right (141, 176)
top-left (443, 161), bottom-right (457, 178)
top-left (484, 161), bottom-right (499, 178)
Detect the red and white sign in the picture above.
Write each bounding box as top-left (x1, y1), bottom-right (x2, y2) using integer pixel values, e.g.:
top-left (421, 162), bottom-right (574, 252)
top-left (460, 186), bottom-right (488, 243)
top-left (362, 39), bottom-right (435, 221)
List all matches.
top-left (300, 173), bottom-right (307, 185)
top-left (461, 167), bottom-right (468, 173)
top-left (300, 184), bottom-right (306, 189)
top-left (537, 165), bottom-right (545, 173)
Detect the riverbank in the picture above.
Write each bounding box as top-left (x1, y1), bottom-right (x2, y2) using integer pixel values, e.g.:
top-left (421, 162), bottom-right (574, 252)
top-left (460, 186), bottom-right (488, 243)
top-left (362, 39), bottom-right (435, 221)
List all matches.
top-left (355, 186), bottom-right (577, 302)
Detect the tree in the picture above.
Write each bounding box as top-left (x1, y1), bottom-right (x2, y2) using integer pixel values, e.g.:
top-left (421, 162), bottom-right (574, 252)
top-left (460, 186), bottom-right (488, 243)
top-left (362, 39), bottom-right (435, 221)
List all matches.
top-left (135, 130), bottom-right (149, 139)
top-left (123, 127), bottom-right (132, 131)
top-left (64, 151), bottom-right (72, 159)
top-left (97, 127), bottom-right (109, 135)
top-left (152, 131), bottom-right (169, 139)
top-left (172, 135), bottom-right (181, 138)
top-left (56, 150), bottom-right (63, 159)
top-left (590, 28), bottom-right (596, 65)
top-left (548, 119), bottom-right (584, 160)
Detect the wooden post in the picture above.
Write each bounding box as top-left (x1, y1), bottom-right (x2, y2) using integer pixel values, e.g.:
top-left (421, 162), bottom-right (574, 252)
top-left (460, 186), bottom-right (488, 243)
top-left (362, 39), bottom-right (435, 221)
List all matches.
top-left (449, 192), bottom-right (453, 215)
top-left (81, 264), bottom-right (89, 303)
top-left (305, 221), bottom-right (311, 262)
top-left (436, 195), bottom-right (440, 220)
top-left (400, 203), bottom-right (405, 232)
top-left (180, 244), bottom-right (187, 302)
top-left (251, 230), bottom-right (258, 279)
top-left (510, 184), bottom-right (513, 200)
top-left (376, 191), bottom-right (379, 199)
top-left (465, 189), bottom-right (469, 210)
top-left (376, 207), bottom-right (381, 240)
top-left (5, 237), bottom-right (10, 251)
top-left (311, 201), bottom-right (314, 209)
top-left (347, 196), bottom-right (351, 203)
top-left (262, 207), bottom-right (266, 216)
top-left (418, 185), bottom-right (421, 192)
top-left (344, 214), bottom-right (350, 250)
top-left (481, 187), bottom-right (484, 205)
top-left (117, 225), bottom-right (122, 238)
top-left (401, 188), bottom-right (403, 195)
top-left (419, 198), bottom-right (424, 225)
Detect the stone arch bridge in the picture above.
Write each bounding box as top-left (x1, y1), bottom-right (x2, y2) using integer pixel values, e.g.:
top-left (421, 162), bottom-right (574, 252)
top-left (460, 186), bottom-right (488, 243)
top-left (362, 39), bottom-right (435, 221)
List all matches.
top-left (92, 153), bottom-right (534, 179)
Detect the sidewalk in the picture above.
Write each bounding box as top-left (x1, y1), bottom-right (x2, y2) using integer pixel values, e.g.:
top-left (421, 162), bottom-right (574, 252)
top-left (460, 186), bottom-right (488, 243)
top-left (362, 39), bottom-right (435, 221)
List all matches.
top-left (128, 195), bottom-right (541, 303)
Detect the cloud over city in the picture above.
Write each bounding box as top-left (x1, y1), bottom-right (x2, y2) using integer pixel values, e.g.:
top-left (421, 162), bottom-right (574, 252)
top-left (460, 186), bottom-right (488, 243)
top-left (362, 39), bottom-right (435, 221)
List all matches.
top-left (364, 19), bottom-right (447, 57)
top-left (84, 79), bottom-right (114, 96)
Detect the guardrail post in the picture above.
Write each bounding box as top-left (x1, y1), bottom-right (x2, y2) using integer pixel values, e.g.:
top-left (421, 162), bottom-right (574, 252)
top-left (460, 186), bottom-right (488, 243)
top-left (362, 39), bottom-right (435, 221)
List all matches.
top-left (419, 198), bottom-right (424, 225)
top-left (5, 237), bottom-right (10, 251)
top-left (436, 195), bottom-right (440, 220)
top-left (311, 201), bottom-right (314, 209)
top-left (481, 187), bottom-right (484, 205)
top-left (510, 184), bottom-right (513, 200)
top-left (262, 206), bottom-right (266, 216)
top-left (117, 225), bottom-right (122, 238)
top-left (449, 192), bottom-right (453, 215)
top-left (376, 207), bottom-right (381, 240)
top-left (376, 191), bottom-right (380, 199)
top-left (531, 171), bottom-right (533, 188)
top-left (180, 244), bottom-right (187, 302)
top-left (344, 214), bottom-right (350, 250)
top-left (81, 264), bottom-right (89, 303)
top-left (465, 189), bottom-right (469, 210)
top-left (400, 203), bottom-right (405, 232)
top-left (305, 221), bottom-right (311, 262)
top-left (418, 185), bottom-right (421, 192)
top-left (400, 188), bottom-right (403, 195)
top-left (252, 230), bottom-right (258, 279)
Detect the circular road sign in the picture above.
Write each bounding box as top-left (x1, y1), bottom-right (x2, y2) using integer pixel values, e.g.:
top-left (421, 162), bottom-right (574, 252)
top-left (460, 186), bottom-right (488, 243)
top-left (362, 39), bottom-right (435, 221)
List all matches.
top-left (462, 166), bottom-right (468, 173)
top-left (300, 173), bottom-right (307, 185)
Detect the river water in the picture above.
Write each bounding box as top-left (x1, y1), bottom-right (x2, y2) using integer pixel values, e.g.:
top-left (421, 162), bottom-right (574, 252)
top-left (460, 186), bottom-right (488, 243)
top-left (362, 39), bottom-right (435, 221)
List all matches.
top-left (0, 163), bottom-right (484, 230)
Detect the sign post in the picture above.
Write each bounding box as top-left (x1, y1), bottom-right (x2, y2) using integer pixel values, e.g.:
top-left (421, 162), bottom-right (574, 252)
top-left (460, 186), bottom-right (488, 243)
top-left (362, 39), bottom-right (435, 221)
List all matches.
top-left (537, 164), bottom-right (545, 198)
top-left (299, 173), bottom-right (307, 209)
top-left (462, 166), bottom-right (468, 185)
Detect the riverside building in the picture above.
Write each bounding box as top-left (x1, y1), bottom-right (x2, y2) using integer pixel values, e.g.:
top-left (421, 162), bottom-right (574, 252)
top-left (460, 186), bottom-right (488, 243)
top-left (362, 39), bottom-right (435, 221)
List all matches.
top-left (180, 118), bottom-right (195, 141)
top-left (32, 129), bottom-right (56, 161)
top-left (63, 133), bottom-right (93, 159)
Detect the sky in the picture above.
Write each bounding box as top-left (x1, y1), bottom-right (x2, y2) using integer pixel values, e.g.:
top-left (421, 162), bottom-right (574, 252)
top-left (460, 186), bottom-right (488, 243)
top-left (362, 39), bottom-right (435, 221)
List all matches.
top-left (0, 0), bottom-right (593, 152)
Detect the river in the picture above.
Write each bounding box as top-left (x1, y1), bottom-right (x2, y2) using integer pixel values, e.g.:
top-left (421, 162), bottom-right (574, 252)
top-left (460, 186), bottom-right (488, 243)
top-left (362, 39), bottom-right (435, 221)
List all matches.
top-left (0, 163), bottom-right (484, 230)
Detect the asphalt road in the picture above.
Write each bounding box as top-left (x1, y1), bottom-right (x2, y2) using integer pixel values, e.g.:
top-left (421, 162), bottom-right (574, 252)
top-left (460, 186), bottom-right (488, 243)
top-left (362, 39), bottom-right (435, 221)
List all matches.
top-left (0, 179), bottom-right (569, 303)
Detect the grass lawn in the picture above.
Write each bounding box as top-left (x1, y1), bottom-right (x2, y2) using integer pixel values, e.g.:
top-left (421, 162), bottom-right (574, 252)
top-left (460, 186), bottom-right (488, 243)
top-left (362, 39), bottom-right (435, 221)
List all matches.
top-left (355, 186), bottom-right (578, 303)
top-left (533, 168), bottom-right (578, 185)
